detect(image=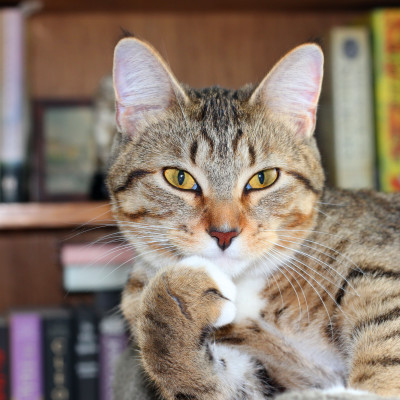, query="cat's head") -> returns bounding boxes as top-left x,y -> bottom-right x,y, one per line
107,37 -> 325,278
